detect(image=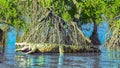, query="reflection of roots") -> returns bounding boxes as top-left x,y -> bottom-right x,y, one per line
15,43 -> 100,54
